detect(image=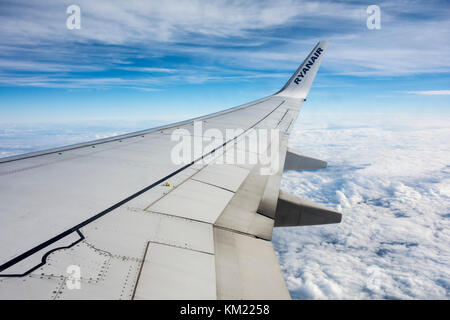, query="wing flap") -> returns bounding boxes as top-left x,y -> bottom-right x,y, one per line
133,242 -> 217,300
213,227 -> 290,299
